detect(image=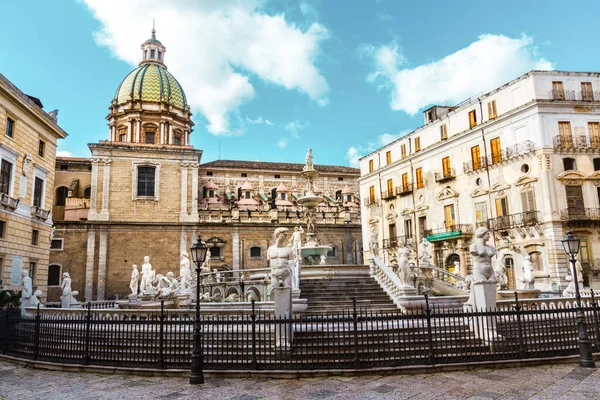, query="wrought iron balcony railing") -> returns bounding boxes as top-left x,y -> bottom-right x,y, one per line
487,140 -> 535,166
487,211 -> 540,231
550,89 -> 600,101
381,190 -> 395,200
395,183 -> 414,196
560,208 -> 600,221
554,135 -> 600,151
363,197 -> 379,207
434,168 -> 455,183
463,156 -> 488,174
423,224 -> 473,239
